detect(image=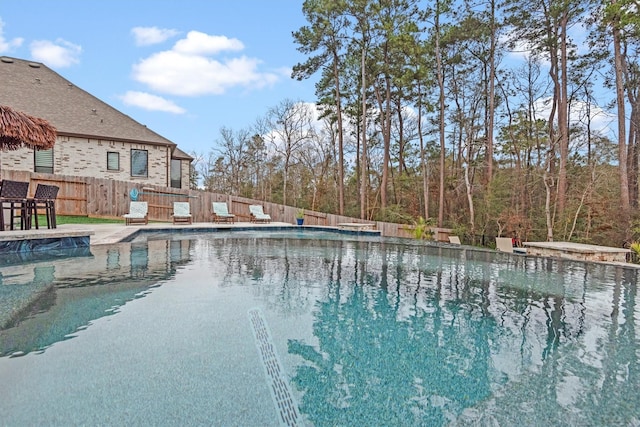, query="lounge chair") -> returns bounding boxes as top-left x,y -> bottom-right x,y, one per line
212,202 -> 235,223
123,201 -> 148,225
496,237 -> 514,253
448,236 -> 461,244
249,204 -> 271,223
172,202 -> 192,224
